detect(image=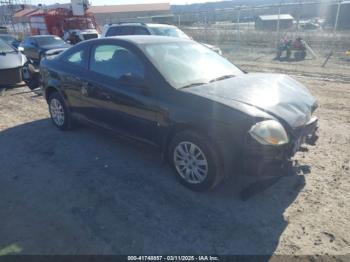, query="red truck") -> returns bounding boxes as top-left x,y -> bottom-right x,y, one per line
29,6 -> 99,44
